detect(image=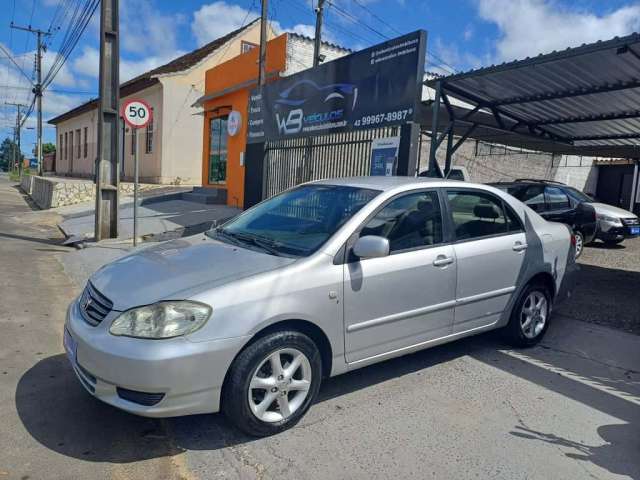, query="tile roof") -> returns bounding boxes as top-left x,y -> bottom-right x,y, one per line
48,19 -> 258,124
